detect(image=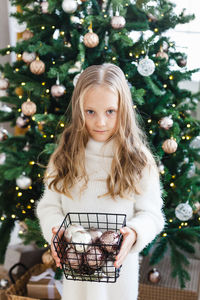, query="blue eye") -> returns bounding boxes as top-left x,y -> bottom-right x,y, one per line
107,110 -> 115,115
86,110 -> 94,115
